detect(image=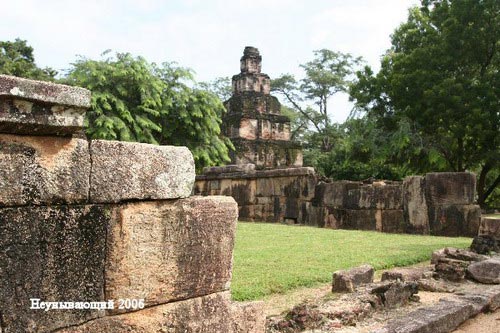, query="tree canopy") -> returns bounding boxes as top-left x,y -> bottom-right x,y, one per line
350,0 -> 500,207
65,52 -> 233,171
0,38 -> 56,80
